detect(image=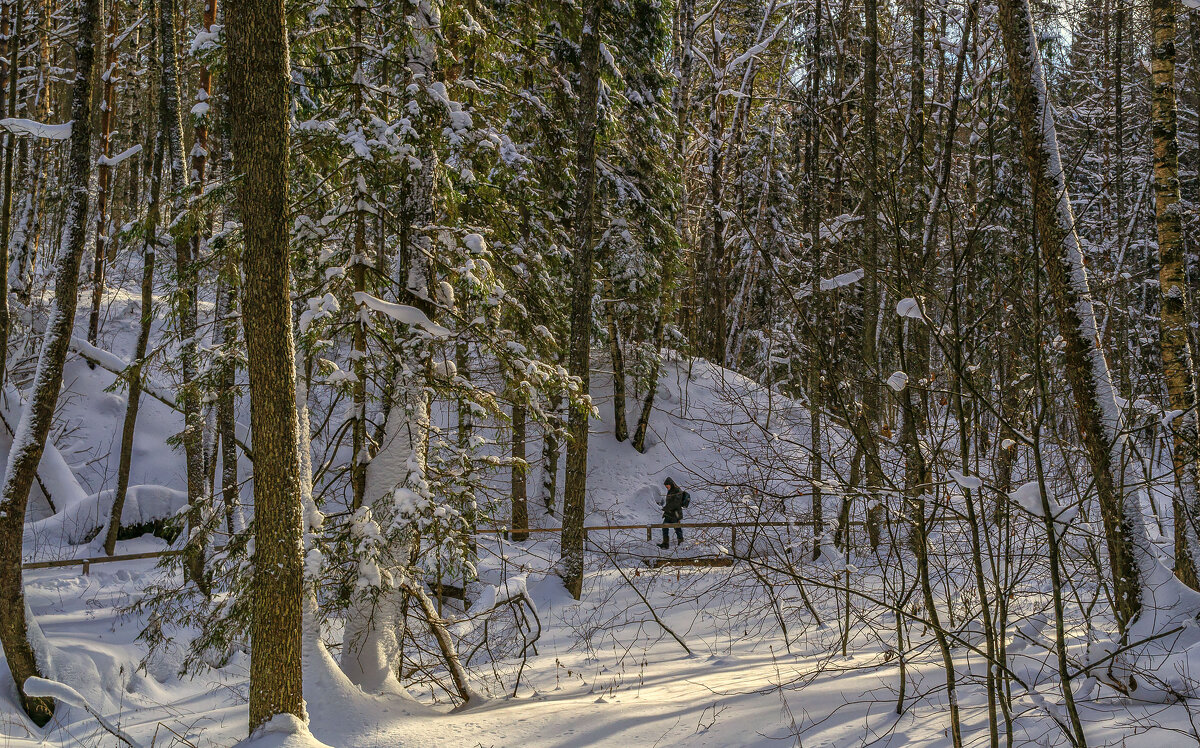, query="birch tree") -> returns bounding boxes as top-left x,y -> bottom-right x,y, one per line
1149,0 -> 1200,589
